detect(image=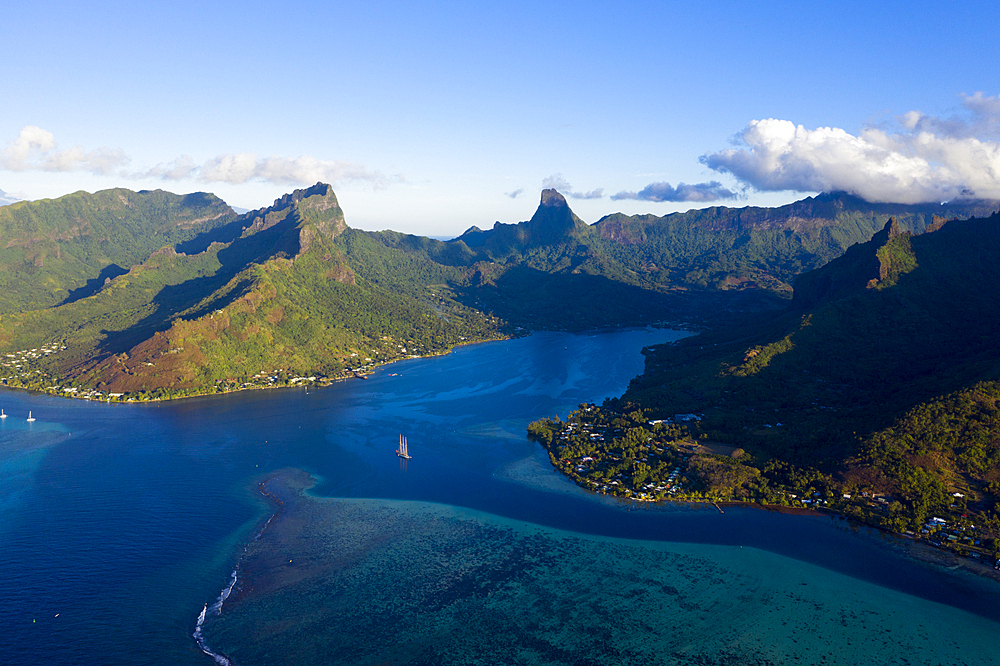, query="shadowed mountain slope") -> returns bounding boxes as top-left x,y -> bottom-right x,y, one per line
0,188 -> 237,314
616,212 -> 1000,532
0,184 -> 502,397
2,184 -> 997,401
